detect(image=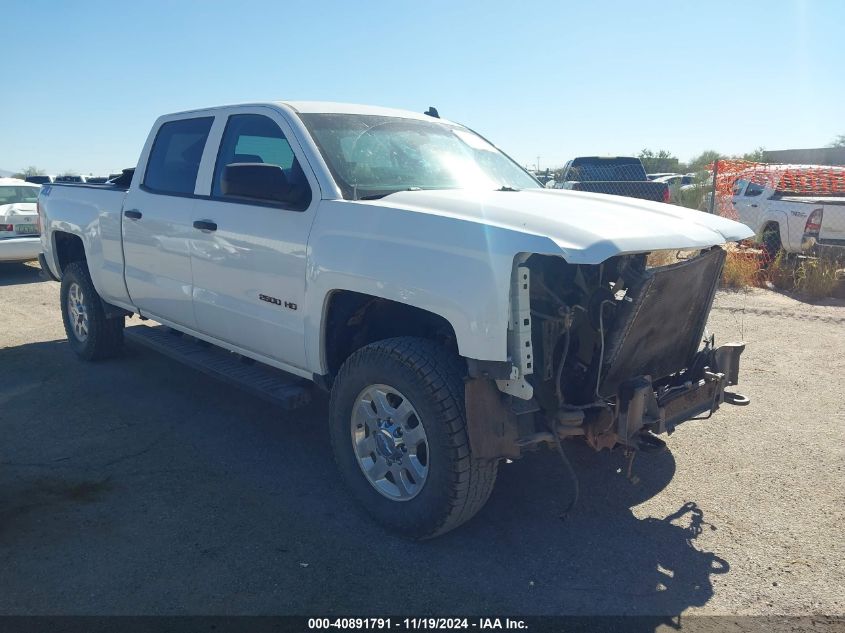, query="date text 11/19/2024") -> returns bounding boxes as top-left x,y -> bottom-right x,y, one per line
307,618 -> 528,630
